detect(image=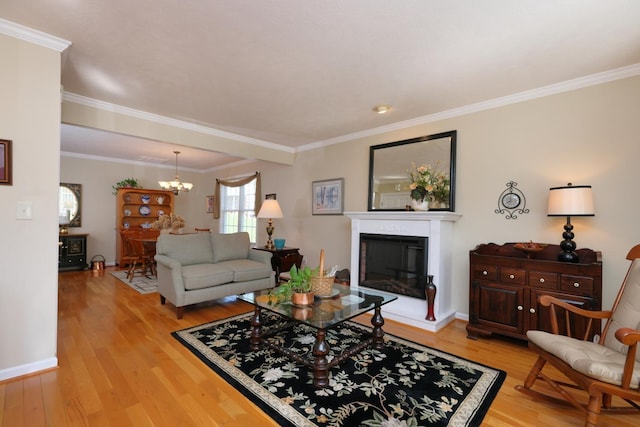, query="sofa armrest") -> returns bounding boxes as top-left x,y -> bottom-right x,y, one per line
249,249 -> 273,266
154,254 -> 186,303
155,254 -> 183,270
